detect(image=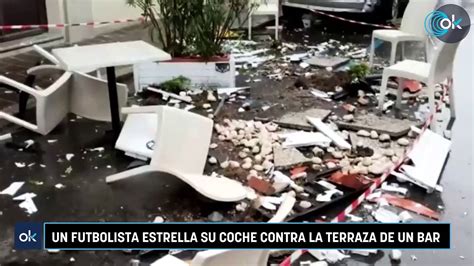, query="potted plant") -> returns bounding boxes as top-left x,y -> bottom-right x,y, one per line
129,0 -> 254,93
